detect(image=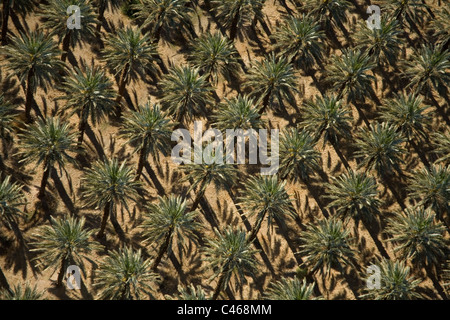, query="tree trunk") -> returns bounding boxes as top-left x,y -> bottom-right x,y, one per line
136,141 -> 148,180
361,219 -> 390,259
56,257 -> 68,287
426,265 -> 447,300
97,201 -> 111,238
1,0 -> 10,46
77,116 -> 88,147
25,68 -> 35,123
96,0 -> 107,32
212,273 -> 226,300
330,138 -> 350,170
190,189 -> 205,212
259,89 -> 272,114
38,166 -> 52,199
247,210 -> 266,243
151,226 -> 173,272
0,266 -> 11,295
229,11 -> 240,41
61,31 -> 71,63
